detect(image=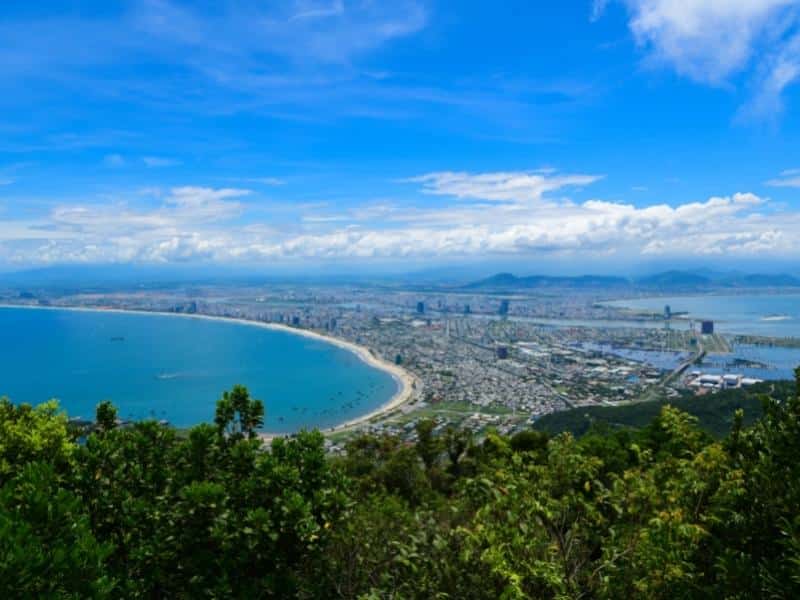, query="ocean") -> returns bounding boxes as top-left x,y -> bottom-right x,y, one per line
606,293 -> 800,338
0,307 -> 398,433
